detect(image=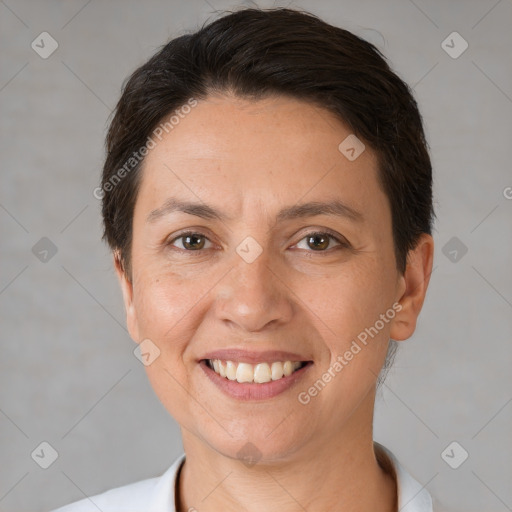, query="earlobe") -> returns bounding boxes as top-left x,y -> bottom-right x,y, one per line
113,251 -> 140,342
389,234 -> 434,342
